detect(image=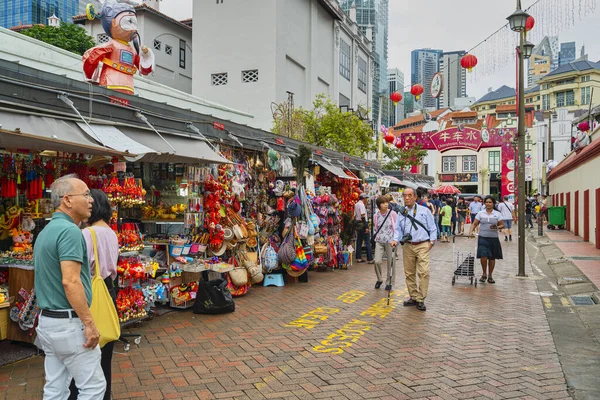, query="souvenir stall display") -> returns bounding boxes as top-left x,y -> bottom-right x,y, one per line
310,164 -> 362,271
